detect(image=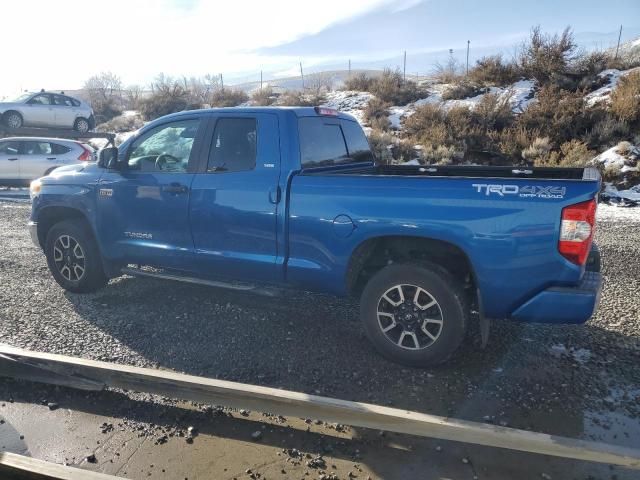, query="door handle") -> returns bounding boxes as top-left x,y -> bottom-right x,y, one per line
8,158 -> 18,161
269,186 -> 281,204
47,157 -> 56,161
162,183 -> 189,194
